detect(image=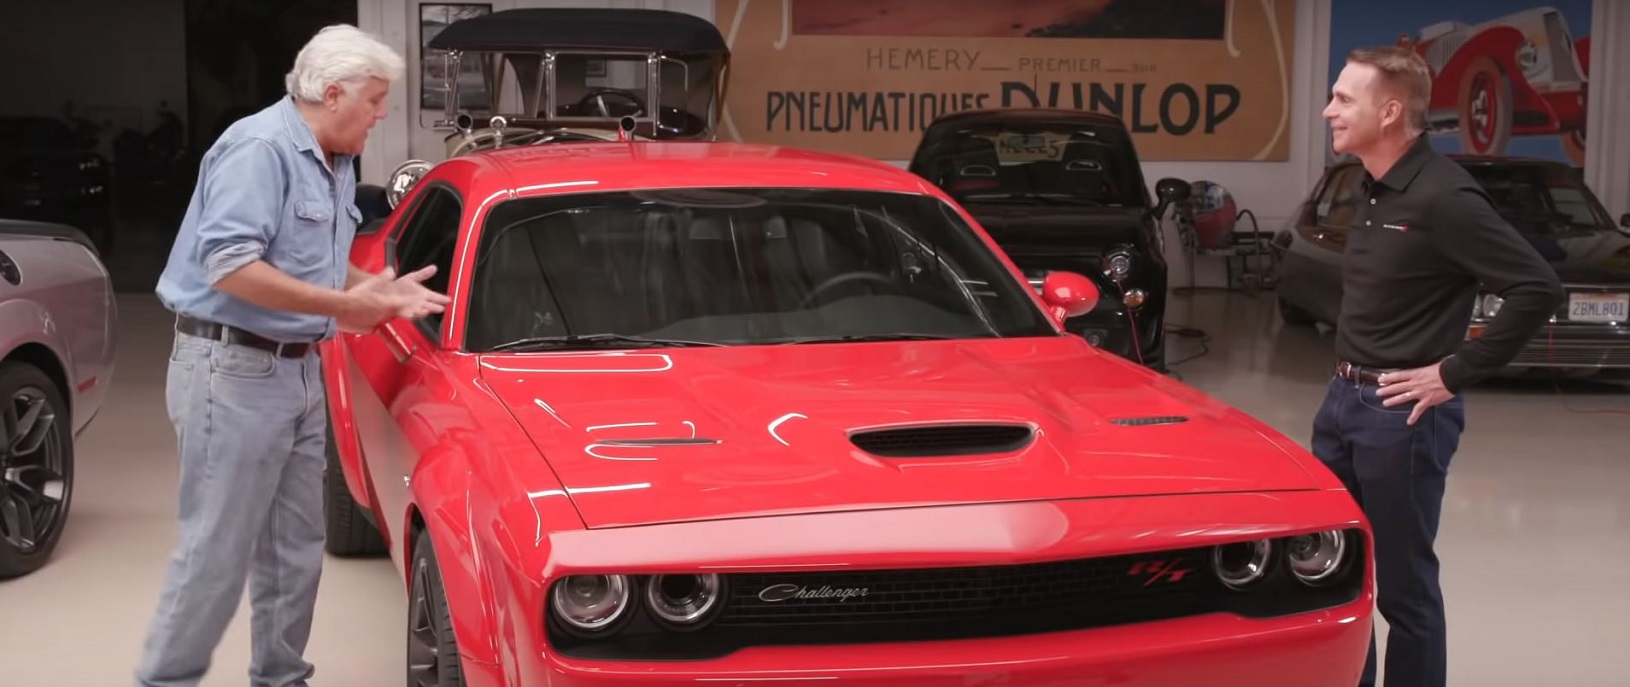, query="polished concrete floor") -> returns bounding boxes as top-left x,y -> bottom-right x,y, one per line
2,287 -> 1627,686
